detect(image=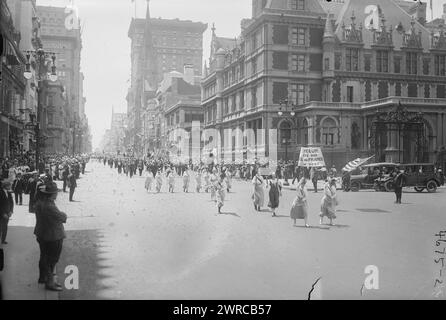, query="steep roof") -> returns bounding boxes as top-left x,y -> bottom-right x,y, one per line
320,0 -> 431,51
